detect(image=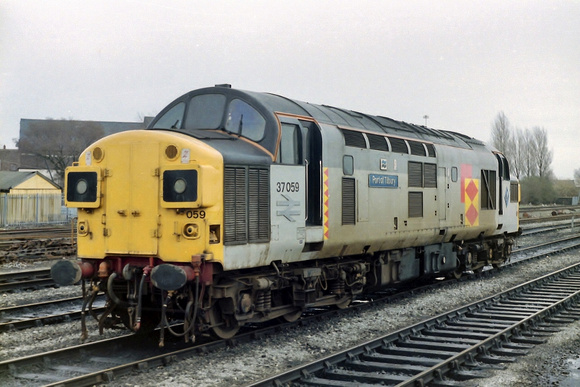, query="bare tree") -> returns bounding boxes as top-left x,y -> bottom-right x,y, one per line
16,119 -> 105,185
509,126 -> 536,178
510,127 -> 526,179
491,113 -> 554,180
491,111 -> 512,154
532,126 -> 553,178
521,128 -> 538,178
575,168 -> 580,187
491,113 -> 556,203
